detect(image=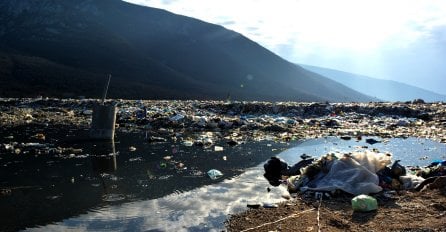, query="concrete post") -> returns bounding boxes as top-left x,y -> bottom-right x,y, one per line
90,103 -> 117,140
